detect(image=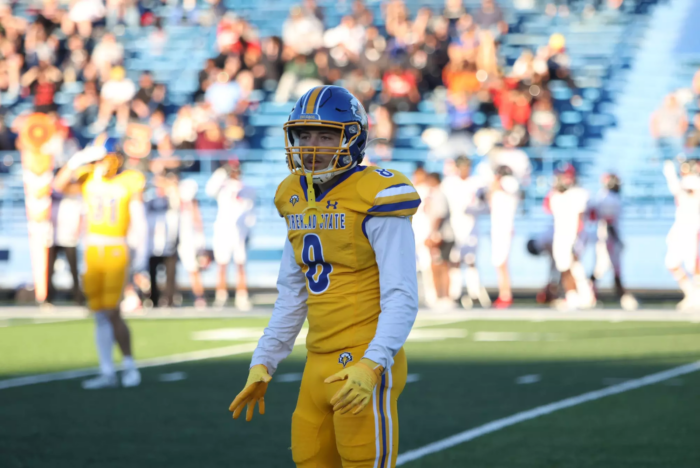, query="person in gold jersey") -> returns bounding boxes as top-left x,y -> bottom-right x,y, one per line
54,134 -> 147,389
229,86 -> 421,468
